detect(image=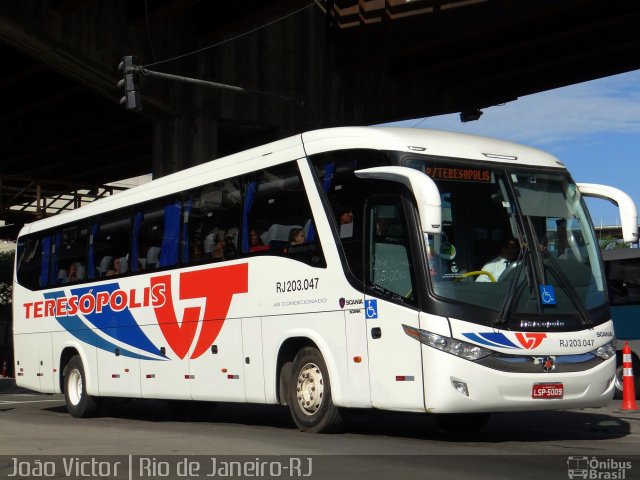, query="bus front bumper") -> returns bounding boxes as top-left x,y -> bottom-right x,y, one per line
422,347 -> 616,413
